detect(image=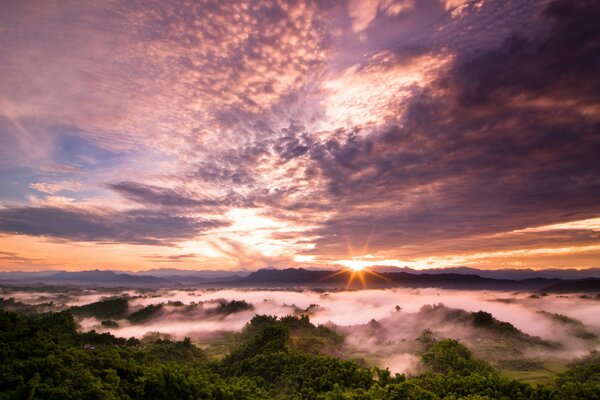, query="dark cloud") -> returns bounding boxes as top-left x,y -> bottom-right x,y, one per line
1,0 -> 598,267
108,181 -> 252,209
194,162 -> 255,186
300,0 -> 600,256
193,144 -> 269,186
272,128 -> 314,162
108,182 -> 205,207
0,206 -> 226,245
455,1 -> 600,108
142,253 -> 198,262
0,251 -> 43,265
